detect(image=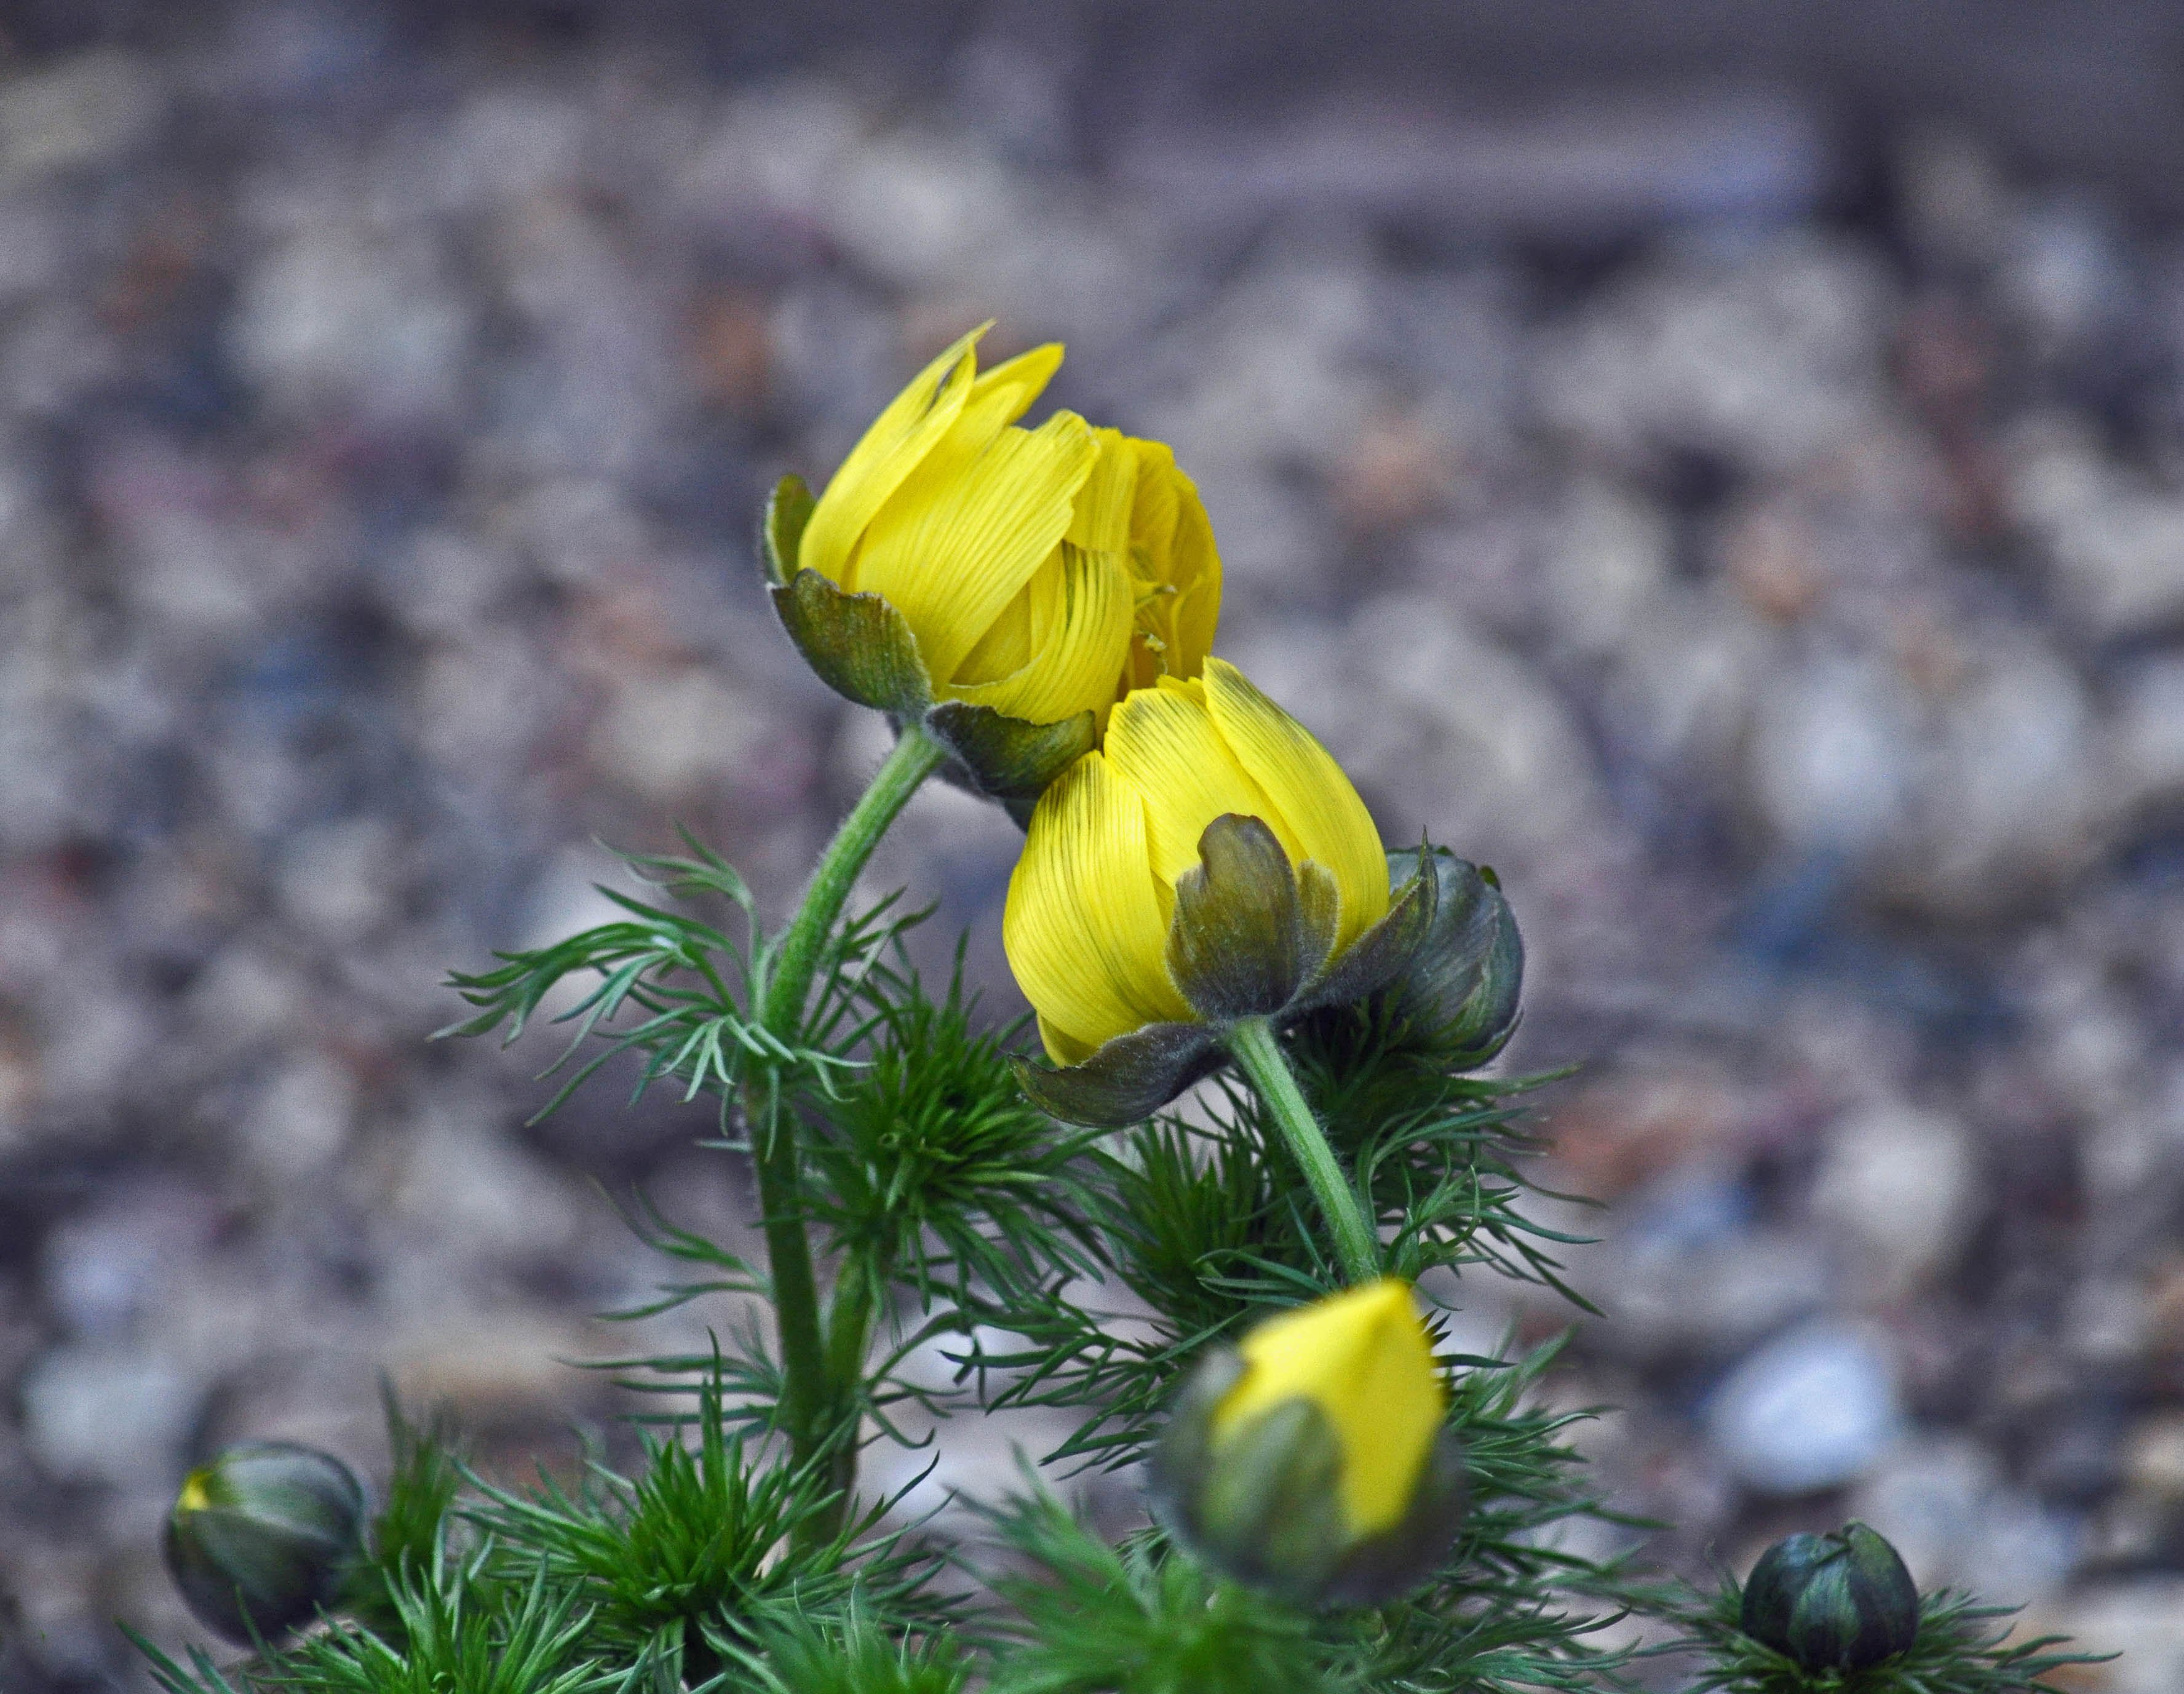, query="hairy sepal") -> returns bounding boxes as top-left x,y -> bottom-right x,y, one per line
769,565 -> 934,718
926,700 -> 1097,828
1167,814 -> 1335,1021
1019,830 -> 1434,1127
759,472 -> 815,588
1012,1020 -> 1223,1129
